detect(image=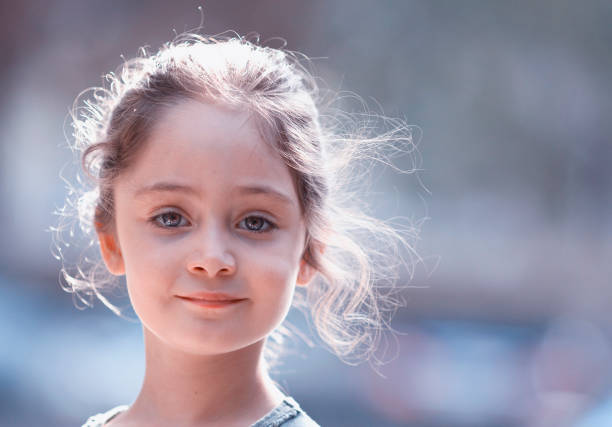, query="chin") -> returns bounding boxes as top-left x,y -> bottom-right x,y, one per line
168,332 -> 268,357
